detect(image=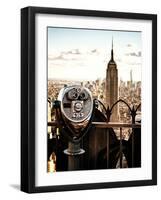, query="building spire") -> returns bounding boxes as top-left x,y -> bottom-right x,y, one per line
130,69 -> 133,83
111,37 -> 114,61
